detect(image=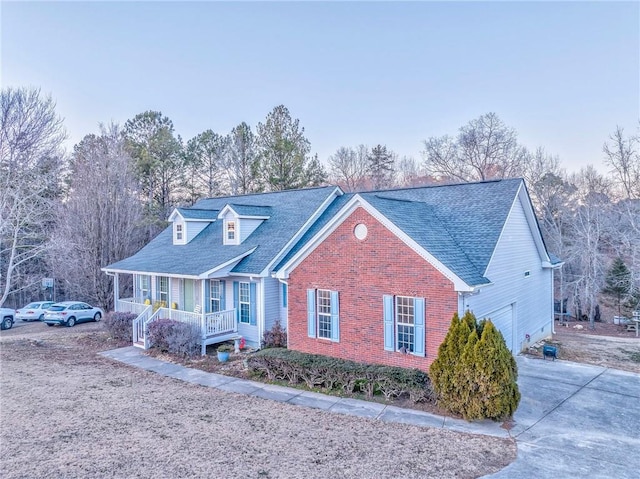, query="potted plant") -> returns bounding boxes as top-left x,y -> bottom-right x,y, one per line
217,343 -> 233,362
